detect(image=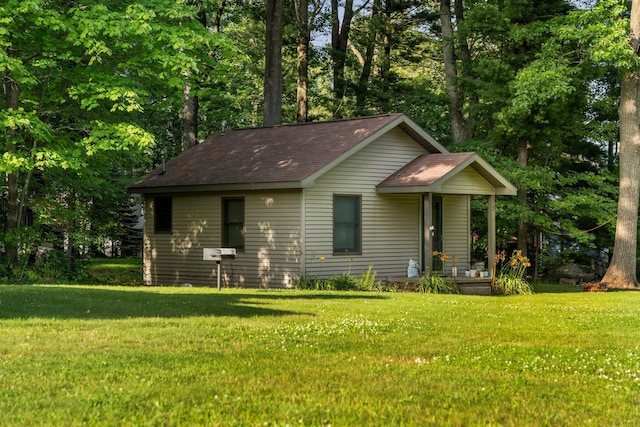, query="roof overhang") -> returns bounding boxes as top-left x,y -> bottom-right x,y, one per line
376,152 -> 517,196
128,181 -> 306,195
